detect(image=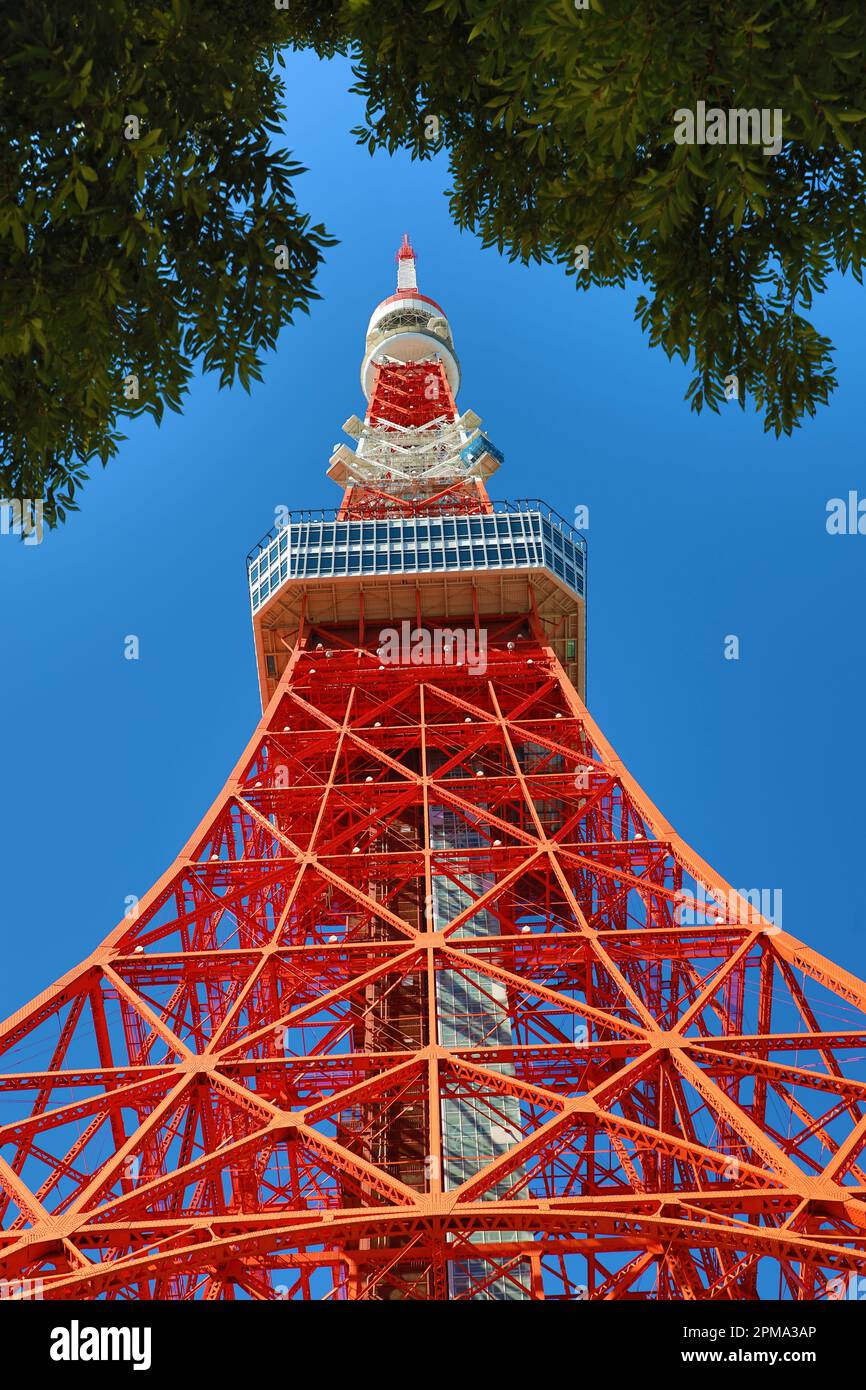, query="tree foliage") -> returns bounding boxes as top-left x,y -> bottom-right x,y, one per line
289,0 -> 866,437
3,1 -> 865,528
0,0 -> 332,525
